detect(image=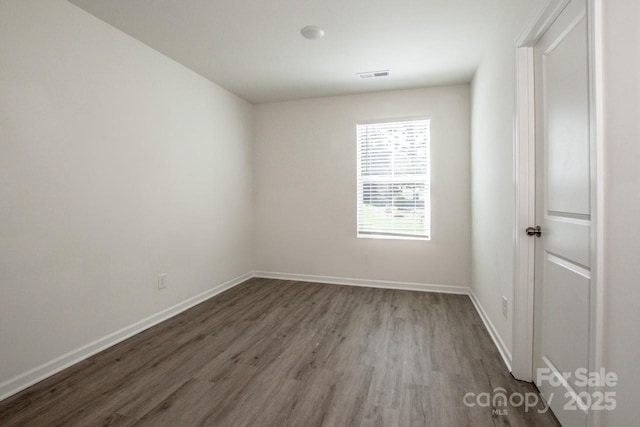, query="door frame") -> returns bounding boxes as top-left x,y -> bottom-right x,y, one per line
512,0 -> 604,425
